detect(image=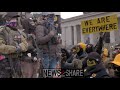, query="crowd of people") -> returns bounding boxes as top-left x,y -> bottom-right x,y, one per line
61,32 -> 120,78
0,12 -> 120,78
